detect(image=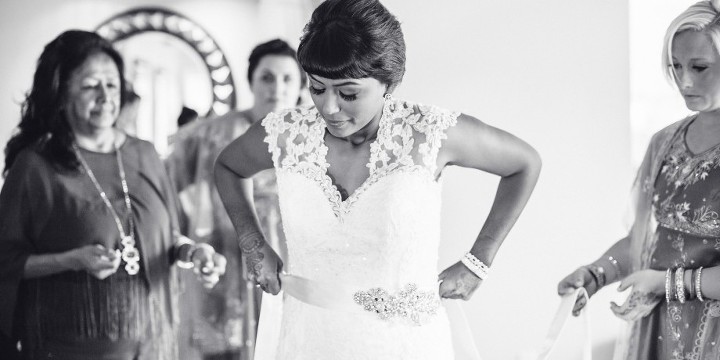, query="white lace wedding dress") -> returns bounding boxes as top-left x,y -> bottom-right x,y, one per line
260,97 -> 459,359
